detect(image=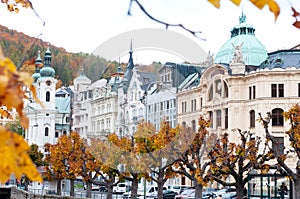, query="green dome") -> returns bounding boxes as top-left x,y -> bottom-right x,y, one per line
40,66 -> 55,77
40,46 -> 55,77
214,13 -> 268,66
